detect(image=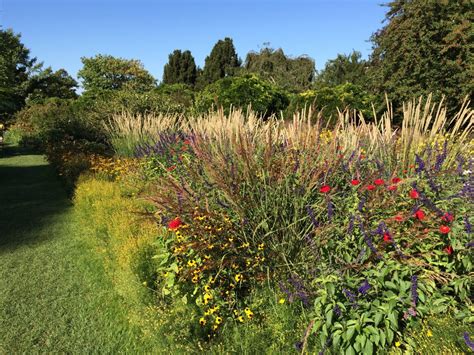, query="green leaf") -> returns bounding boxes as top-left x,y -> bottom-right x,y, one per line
345,345 -> 356,355
345,326 -> 356,342
363,339 -> 373,355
